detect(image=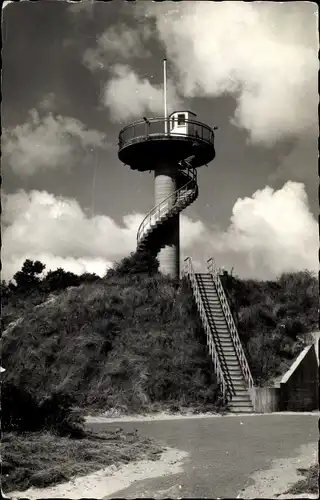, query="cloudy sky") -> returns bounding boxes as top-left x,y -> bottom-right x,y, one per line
2,1 -> 318,281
